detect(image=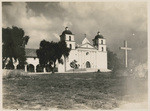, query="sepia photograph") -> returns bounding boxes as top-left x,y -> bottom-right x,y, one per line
1,1 -> 148,110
